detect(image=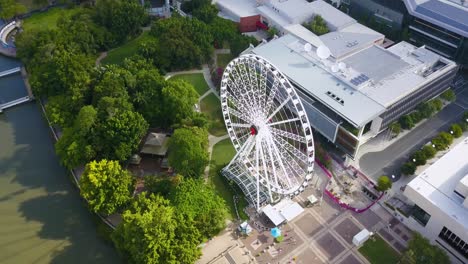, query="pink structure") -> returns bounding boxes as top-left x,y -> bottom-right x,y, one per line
316,160 -> 384,213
